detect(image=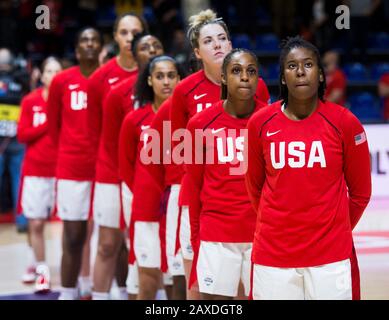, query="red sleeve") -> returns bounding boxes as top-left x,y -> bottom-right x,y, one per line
170,86 -> 188,150
118,115 -> 138,191
17,96 -> 48,144
245,115 -> 266,213
256,78 -> 271,105
87,73 -> 103,153
185,118 -> 204,251
144,106 -> 167,192
341,111 -> 372,229
47,75 -> 63,145
102,90 -> 126,172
